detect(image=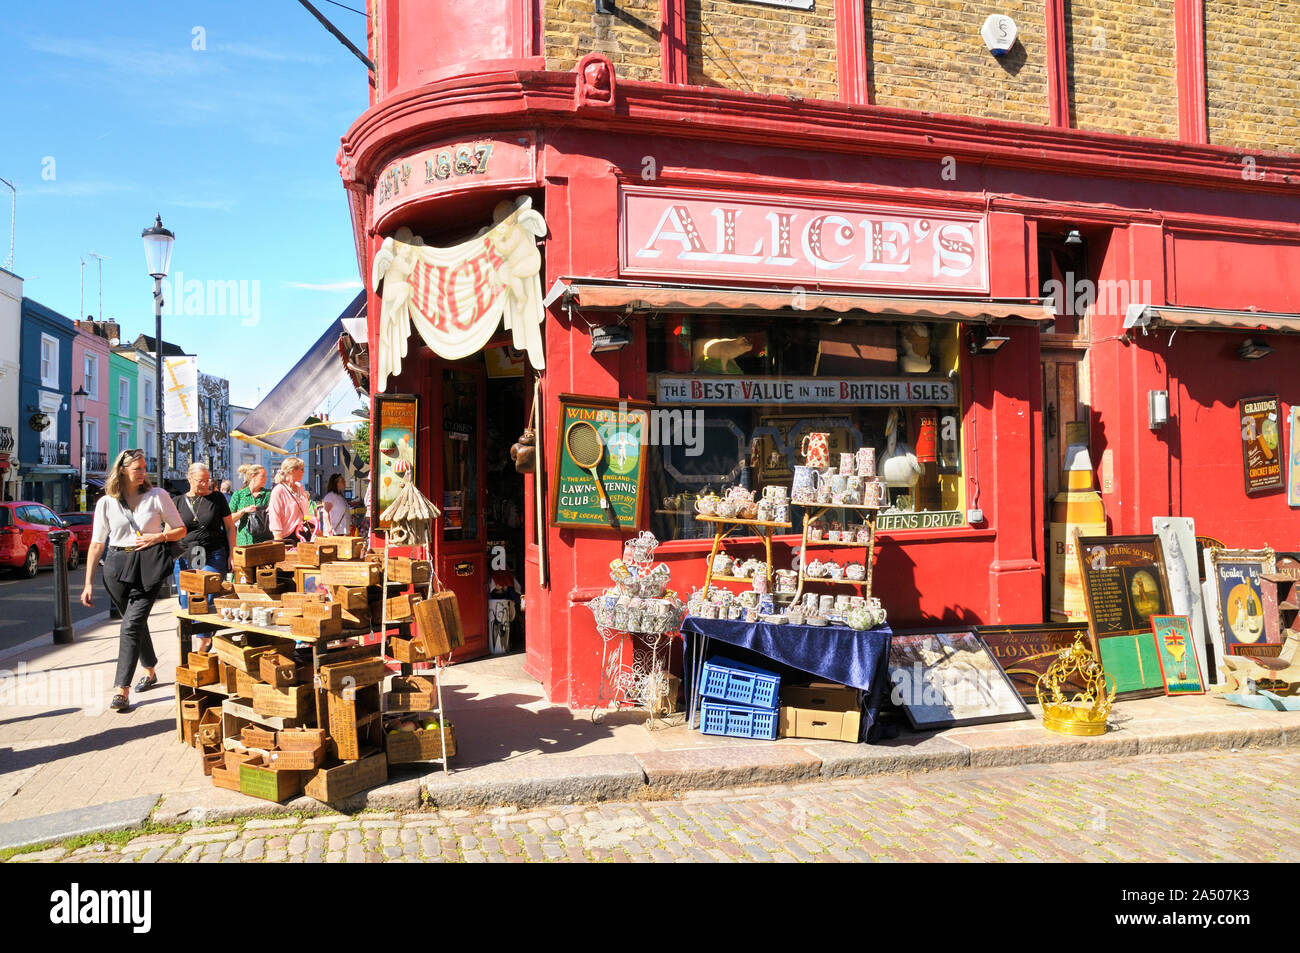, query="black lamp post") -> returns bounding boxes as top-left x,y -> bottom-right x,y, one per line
73,384 -> 87,510
142,214 -> 175,488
